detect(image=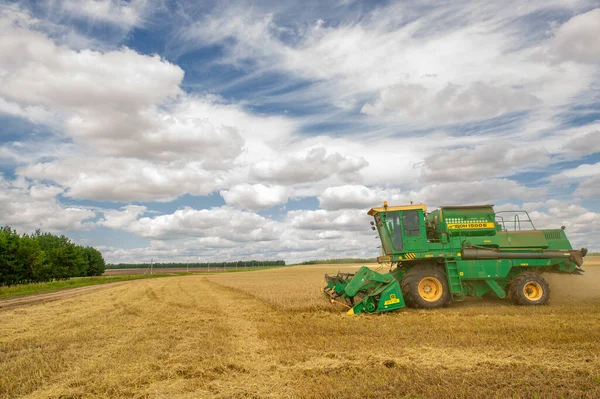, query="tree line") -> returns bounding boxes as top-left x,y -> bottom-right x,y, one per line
0,226 -> 105,286
106,260 -> 286,269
